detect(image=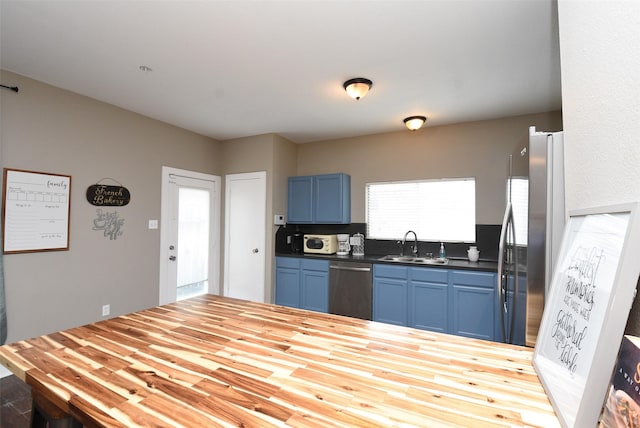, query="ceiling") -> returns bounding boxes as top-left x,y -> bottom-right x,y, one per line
0,1 -> 562,143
